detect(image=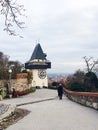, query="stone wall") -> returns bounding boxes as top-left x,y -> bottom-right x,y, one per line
0,80 -> 17,90
0,73 -> 28,91
16,73 -> 28,91
64,88 -> 98,110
